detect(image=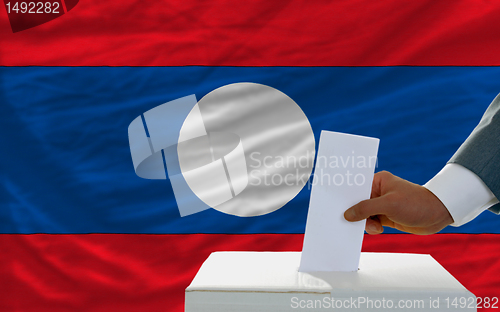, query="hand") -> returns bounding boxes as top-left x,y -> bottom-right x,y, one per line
344,171 -> 454,235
